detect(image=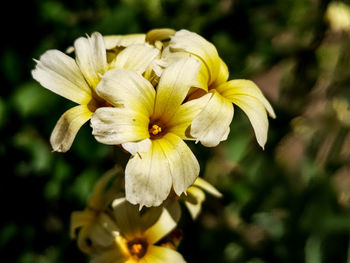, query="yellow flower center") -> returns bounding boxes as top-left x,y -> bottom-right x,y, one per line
149,124 -> 162,136
127,238 -> 148,259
